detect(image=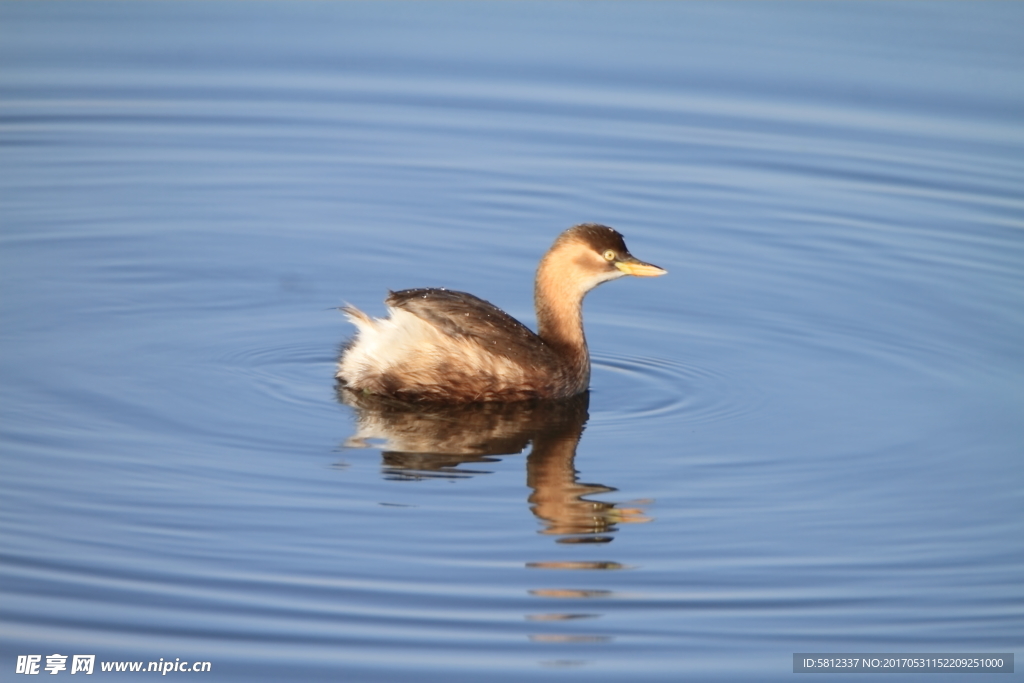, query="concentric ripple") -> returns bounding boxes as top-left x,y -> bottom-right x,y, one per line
226,340 -> 765,430
588,353 -> 765,427
217,335 -> 337,411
